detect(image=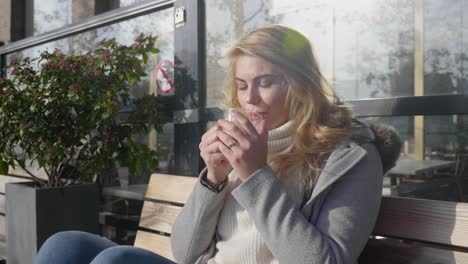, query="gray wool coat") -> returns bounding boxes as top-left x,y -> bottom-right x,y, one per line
171,140 -> 383,264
